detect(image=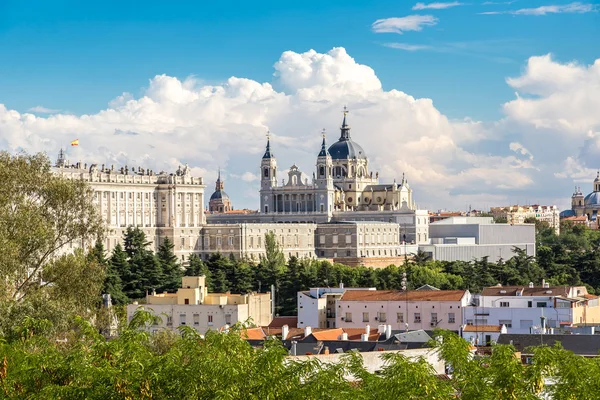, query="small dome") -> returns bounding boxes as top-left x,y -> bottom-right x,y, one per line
328,139 -> 367,160
584,192 -> 600,207
210,190 -> 229,201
